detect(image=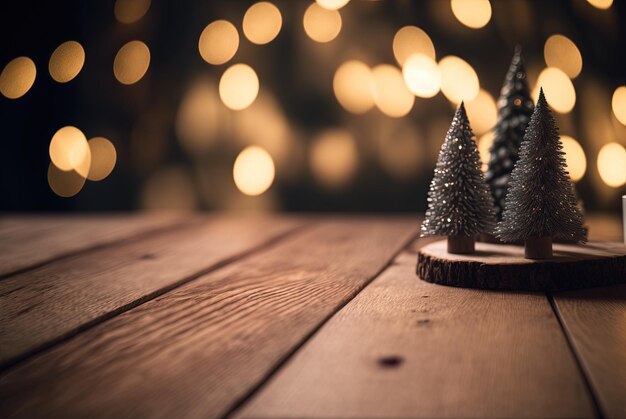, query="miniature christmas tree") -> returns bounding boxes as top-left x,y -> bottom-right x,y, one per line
485,46 -> 534,221
421,103 -> 496,254
497,89 -> 586,259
